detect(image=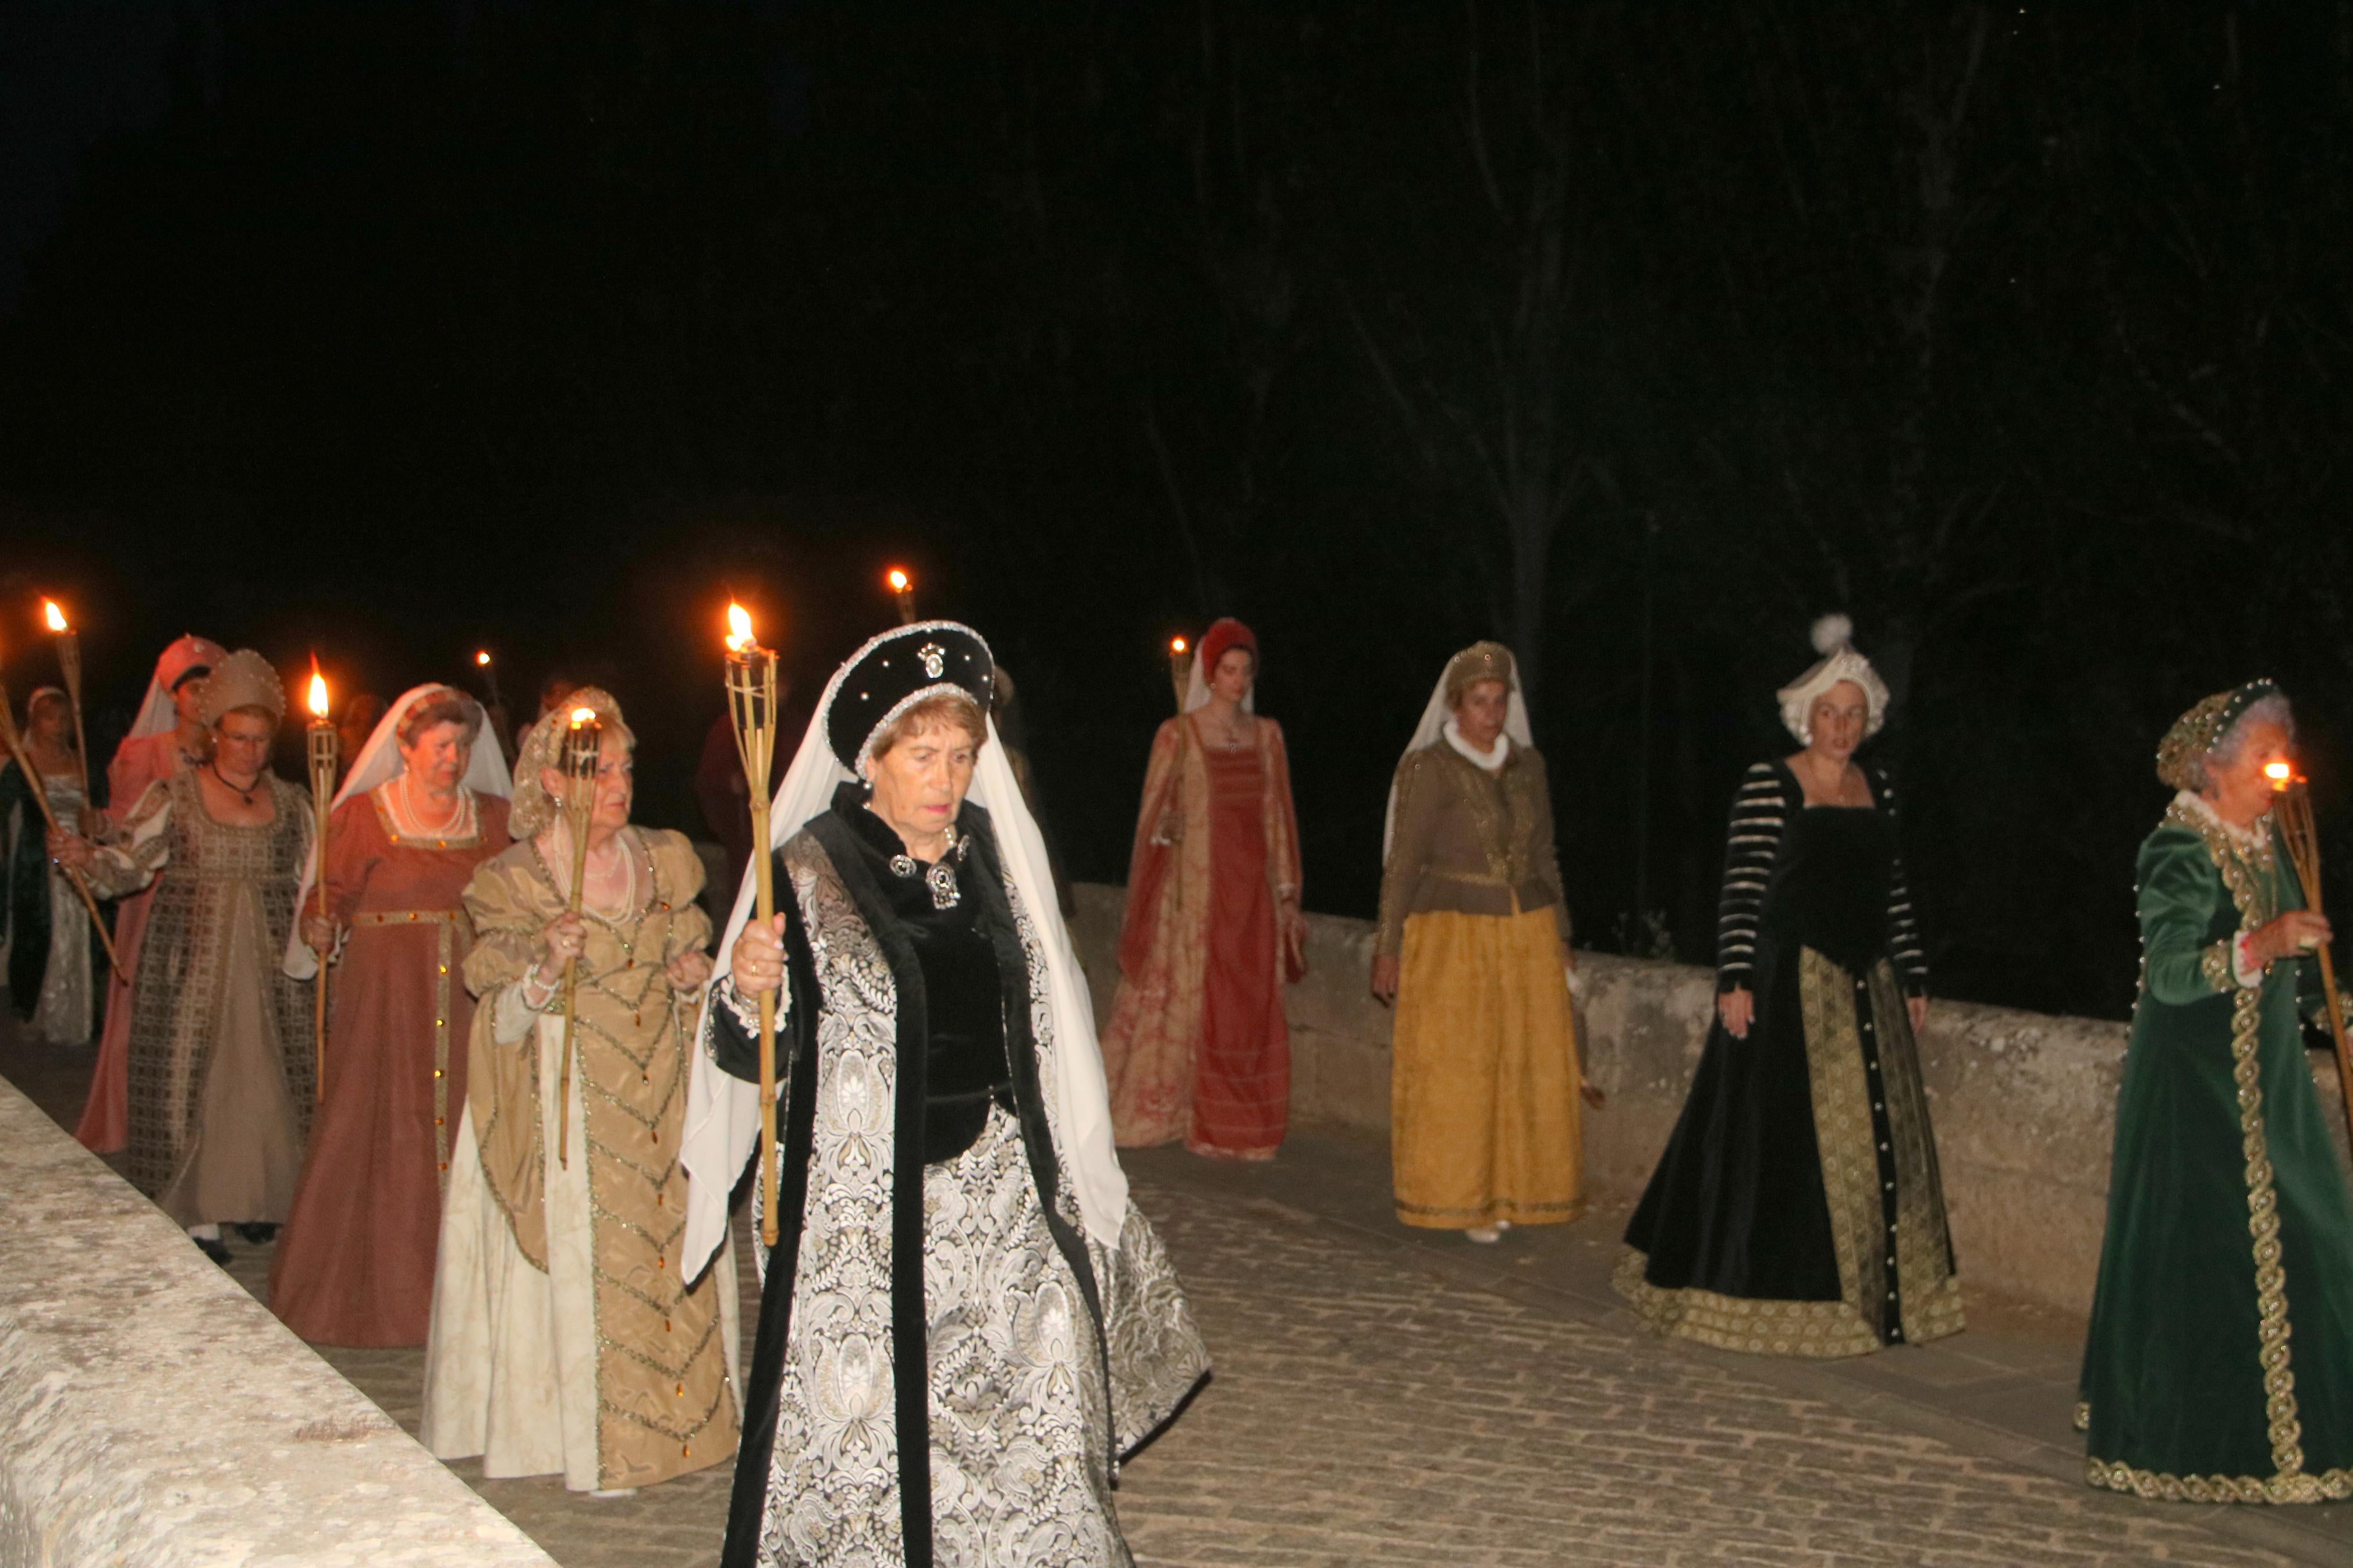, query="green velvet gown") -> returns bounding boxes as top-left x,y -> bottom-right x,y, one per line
2079,794 -> 2353,1503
